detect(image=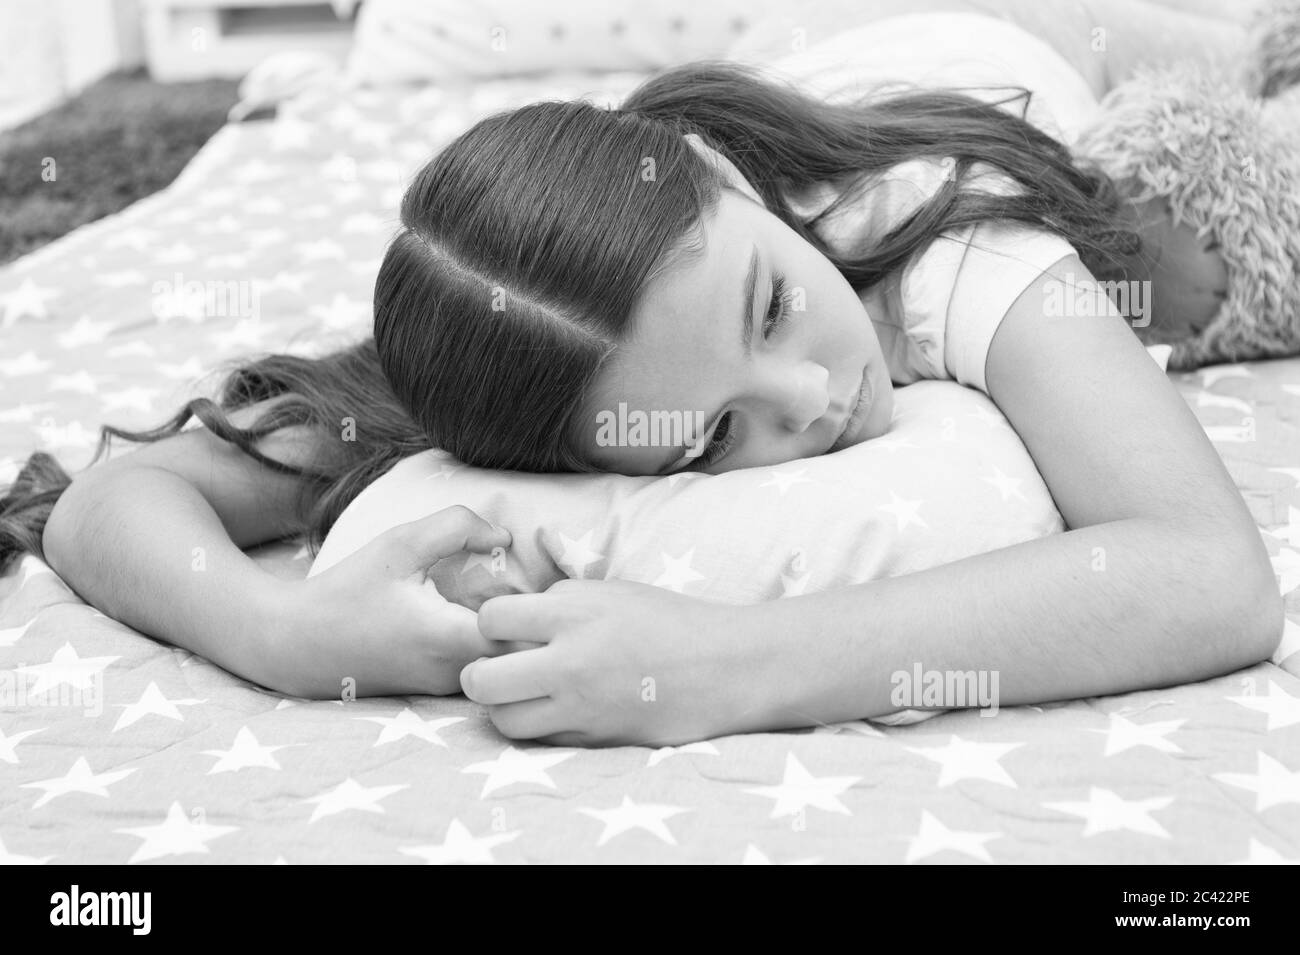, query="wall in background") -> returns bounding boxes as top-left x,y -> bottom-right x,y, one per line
0,0 -> 144,131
